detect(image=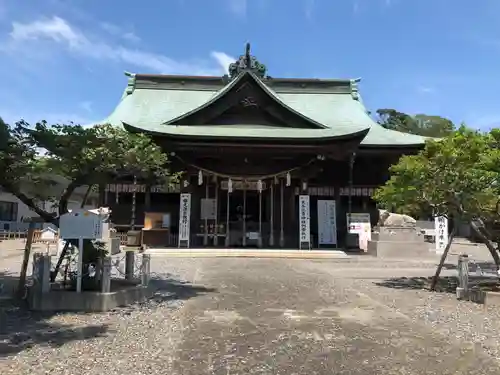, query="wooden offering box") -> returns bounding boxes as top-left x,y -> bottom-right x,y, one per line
142,212 -> 172,247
